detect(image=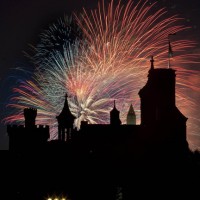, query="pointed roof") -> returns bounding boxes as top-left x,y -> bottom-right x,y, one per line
128,104 -> 136,116
110,100 -> 120,114
57,93 -> 76,122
